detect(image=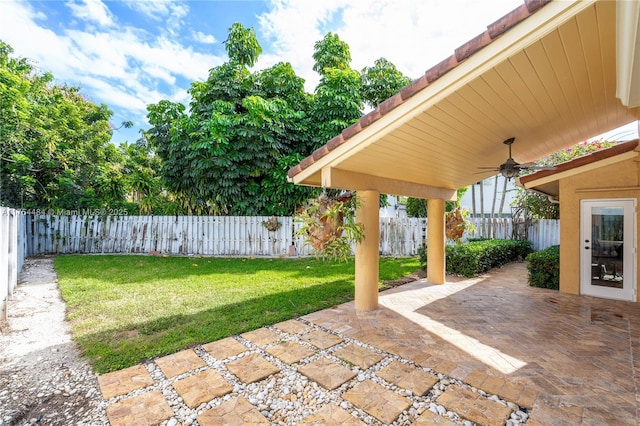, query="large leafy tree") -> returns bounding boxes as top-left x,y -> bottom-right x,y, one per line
147,24 -> 316,215
146,27 -> 414,216
0,41 -> 127,210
